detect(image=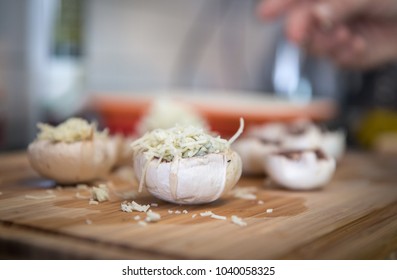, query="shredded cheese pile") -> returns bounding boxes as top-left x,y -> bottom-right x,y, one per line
37,118 -> 107,143
131,118 -> 244,162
